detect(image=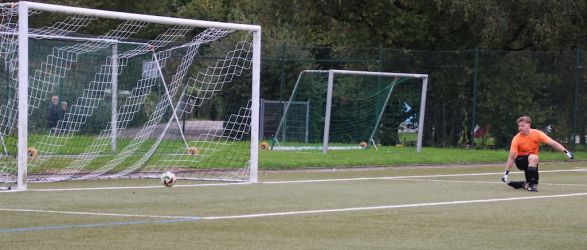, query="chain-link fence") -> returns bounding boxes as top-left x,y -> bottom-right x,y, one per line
260,43 -> 586,151
10,42 -> 581,151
